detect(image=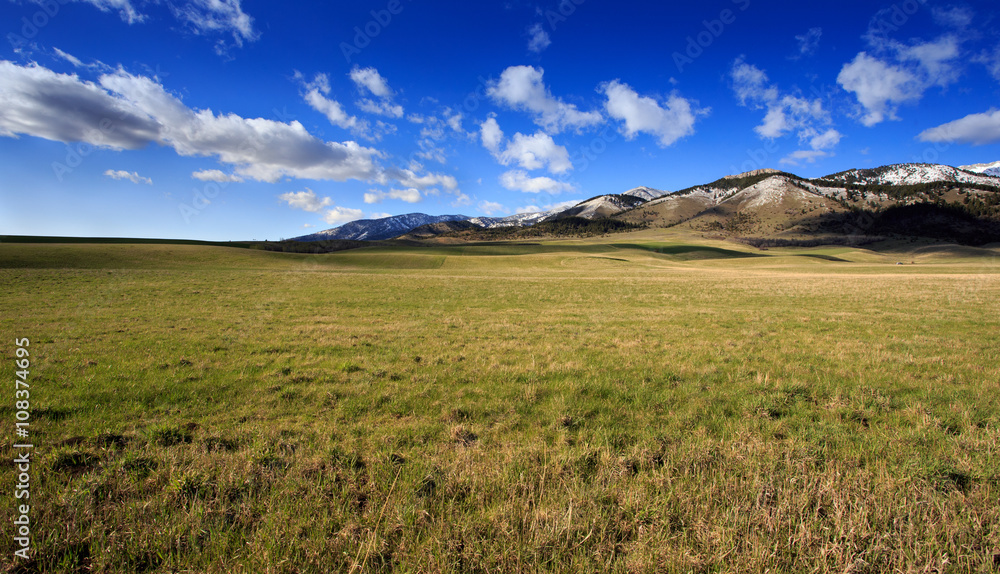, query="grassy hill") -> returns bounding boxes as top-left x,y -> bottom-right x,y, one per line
1,236 -> 999,572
